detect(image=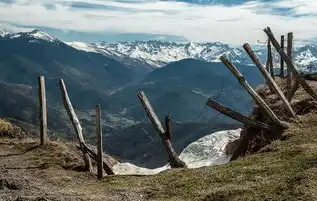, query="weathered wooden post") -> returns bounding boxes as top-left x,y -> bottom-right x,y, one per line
243,43 -> 297,119
280,35 -> 285,77
38,76 -> 47,146
137,91 -> 186,168
206,98 -> 270,129
287,82 -> 300,101
59,79 -> 93,172
95,104 -> 103,179
267,40 -> 274,79
264,27 -> 317,101
220,55 -> 287,128
287,32 -> 294,97
266,41 -> 270,73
